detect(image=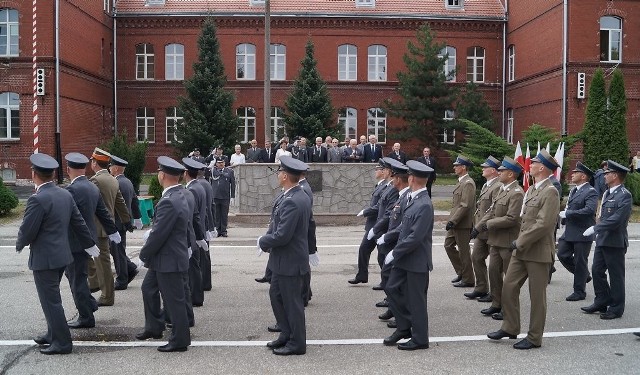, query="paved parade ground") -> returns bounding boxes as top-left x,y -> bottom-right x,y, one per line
1,221 -> 639,374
